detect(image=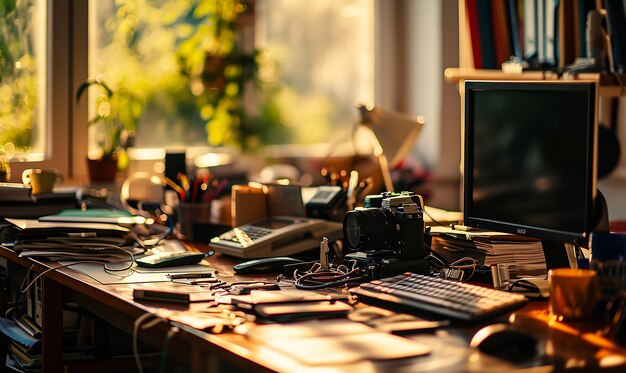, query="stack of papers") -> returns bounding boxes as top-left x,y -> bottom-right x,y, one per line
429,226 -> 546,277
473,237 -> 546,276
6,218 -> 133,262
0,183 -> 79,219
